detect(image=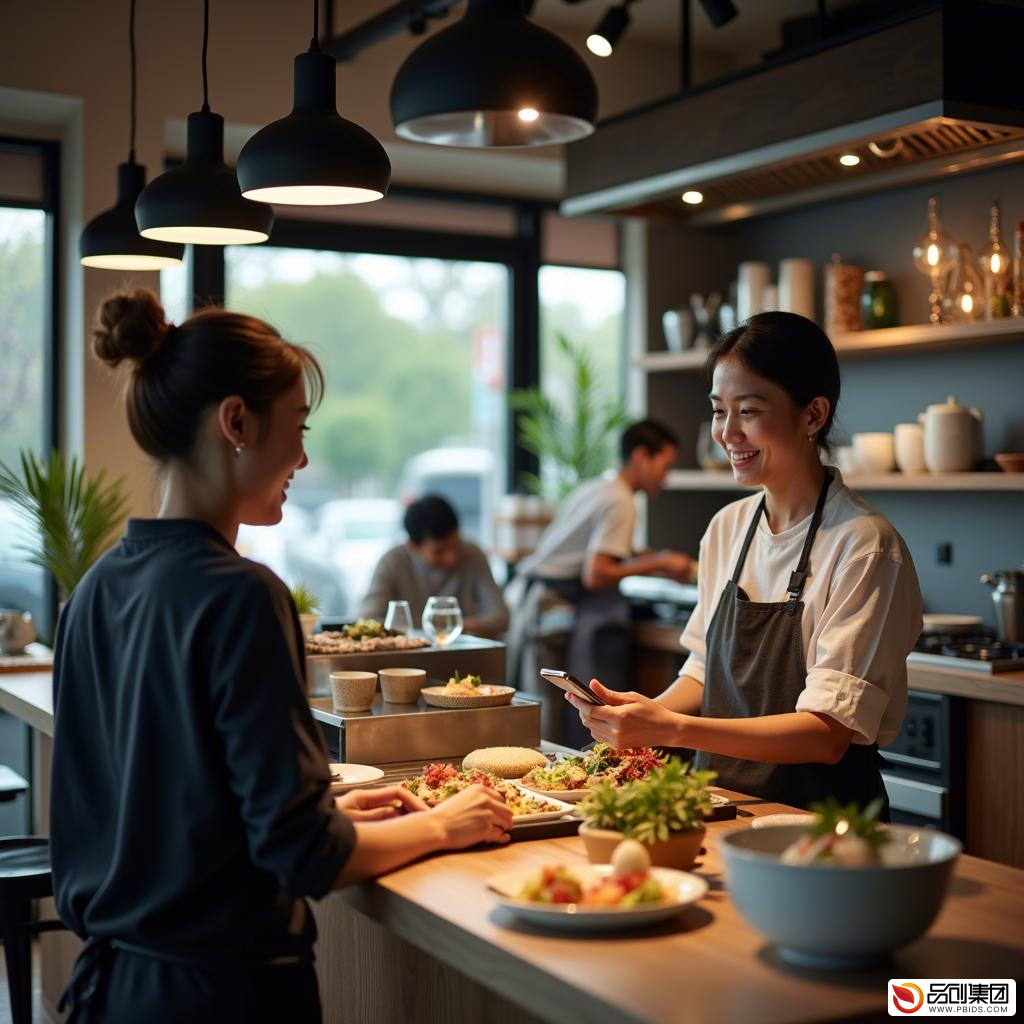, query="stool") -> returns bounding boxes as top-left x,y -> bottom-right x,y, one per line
0,837 -> 67,1024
